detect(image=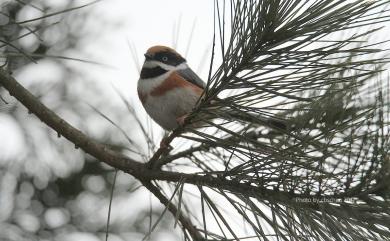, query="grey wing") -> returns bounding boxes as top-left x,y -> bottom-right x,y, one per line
177,68 -> 206,89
